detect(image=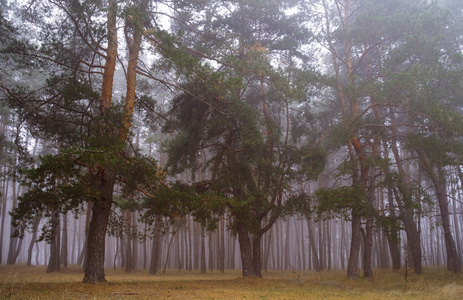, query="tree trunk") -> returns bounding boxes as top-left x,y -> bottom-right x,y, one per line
7,178 -> 23,265
363,178 -> 376,277
194,221 -> 199,269
427,164 -> 461,273
187,216 -> 192,271
218,216 -> 225,272
132,212 -> 138,270
149,218 -> 163,274
0,169 -> 8,265
385,186 -> 401,270
347,213 -> 361,279
82,171 -> 115,283
389,111 -> 422,274
208,230 -> 213,271
27,215 -> 42,265
306,217 -> 321,271
61,212 -> 68,267
252,234 -> 263,277
200,226 -> 206,274
362,217 -> 373,277
125,210 -> 133,273
78,202 -> 92,267
47,210 -> 61,273
236,223 -> 258,277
